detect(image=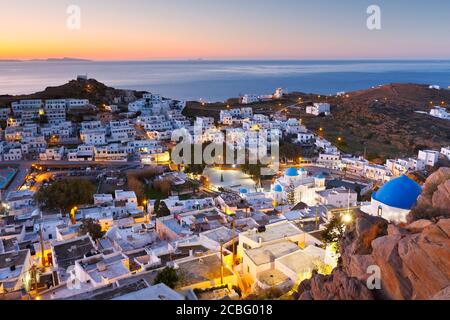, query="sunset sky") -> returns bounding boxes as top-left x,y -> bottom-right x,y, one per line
2,0 -> 450,60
